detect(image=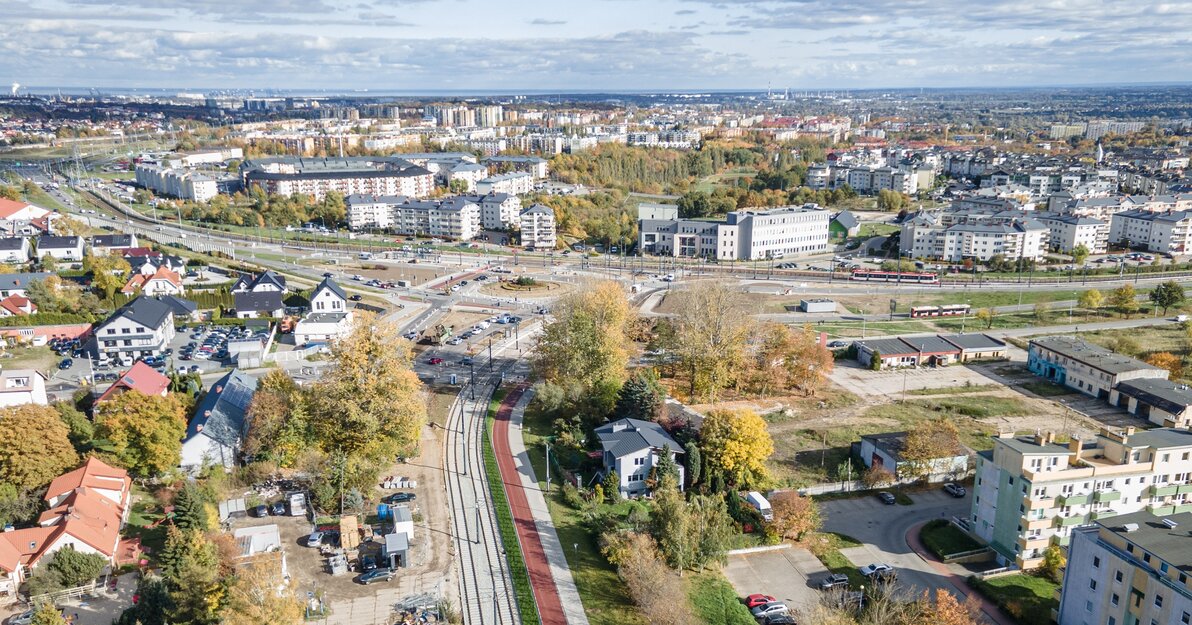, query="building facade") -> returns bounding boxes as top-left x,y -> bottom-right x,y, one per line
639,204 -> 830,260
1028,336 -> 1168,399
519,204 -> 557,250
